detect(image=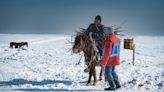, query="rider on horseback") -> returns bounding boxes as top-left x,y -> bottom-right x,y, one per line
84,15 -> 105,72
